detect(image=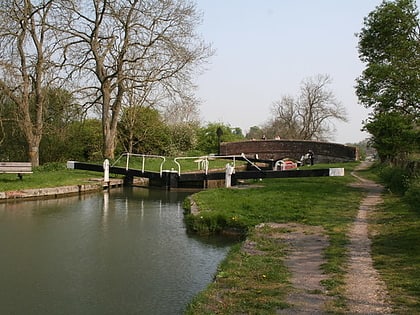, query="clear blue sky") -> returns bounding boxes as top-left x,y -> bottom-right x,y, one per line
194,0 -> 414,144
